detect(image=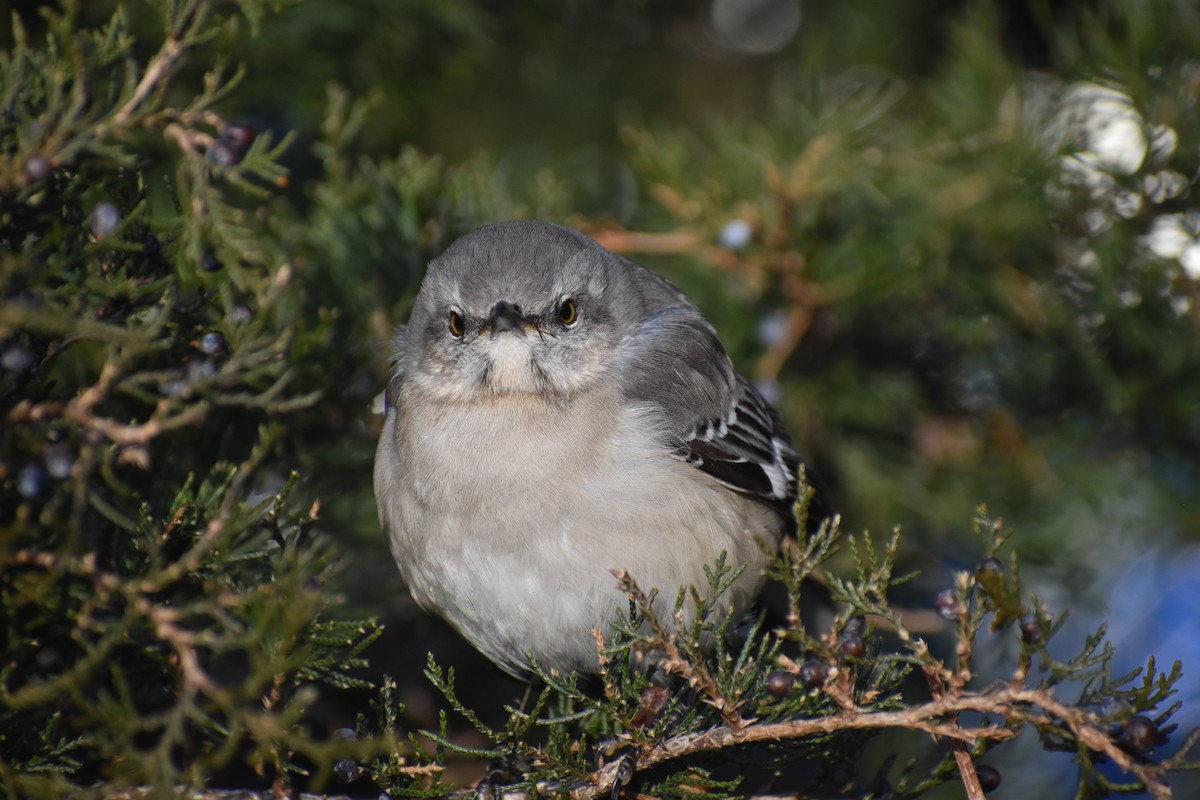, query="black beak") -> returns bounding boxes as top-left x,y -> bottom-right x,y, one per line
488,300 -> 525,338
